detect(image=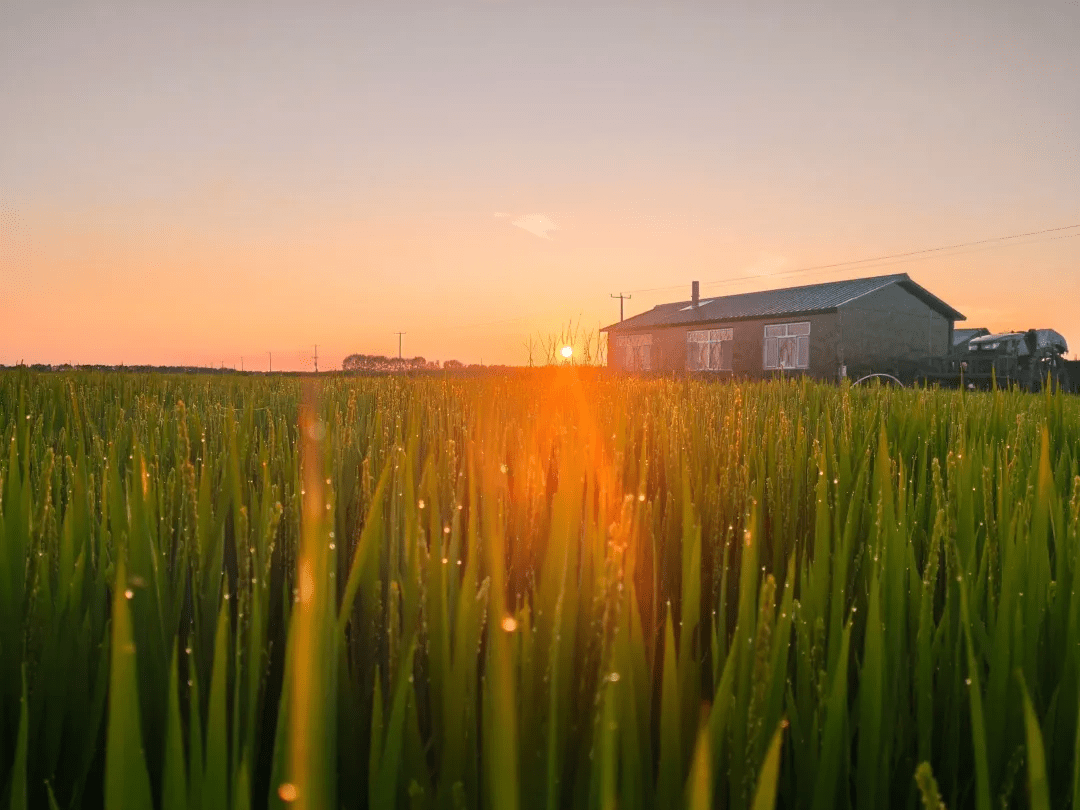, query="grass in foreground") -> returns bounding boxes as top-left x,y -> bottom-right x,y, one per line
1,369 -> 1079,809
